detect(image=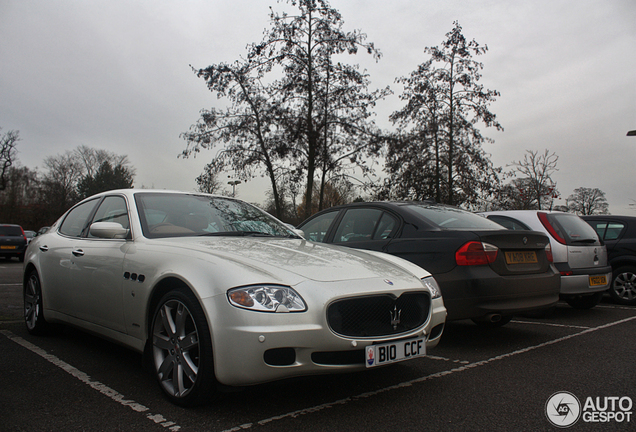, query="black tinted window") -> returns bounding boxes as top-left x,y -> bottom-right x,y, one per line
0,226 -> 23,236
408,204 -> 503,230
334,208 -> 383,243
